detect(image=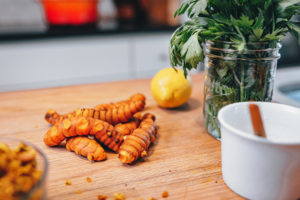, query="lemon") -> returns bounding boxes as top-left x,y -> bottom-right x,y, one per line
151,67 -> 192,108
